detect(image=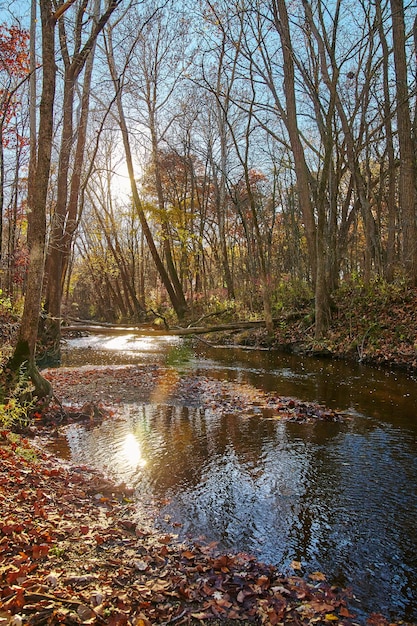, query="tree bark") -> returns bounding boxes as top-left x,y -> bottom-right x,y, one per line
61,319 -> 268,335
390,0 -> 417,283
8,0 -> 56,399
376,0 -> 398,281
273,0 -> 317,284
